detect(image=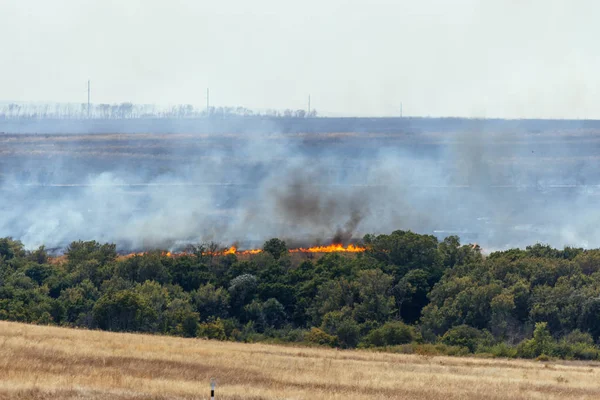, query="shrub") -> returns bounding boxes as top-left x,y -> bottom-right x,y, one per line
554,341 -> 599,360
482,343 -> 518,358
413,343 -> 469,357
517,322 -> 556,358
282,327 -> 307,343
387,343 -> 415,354
336,319 -> 361,348
305,327 -> 338,347
441,325 -> 492,353
564,330 -> 594,345
535,354 -> 551,362
198,319 -> 227,340
362,321 -> 414,347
